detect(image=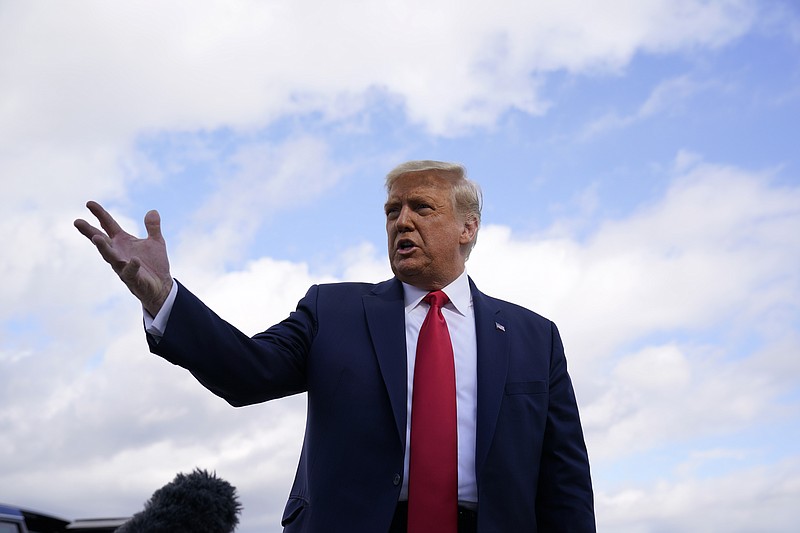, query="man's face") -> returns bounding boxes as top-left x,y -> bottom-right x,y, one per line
385,170 -> 477,290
